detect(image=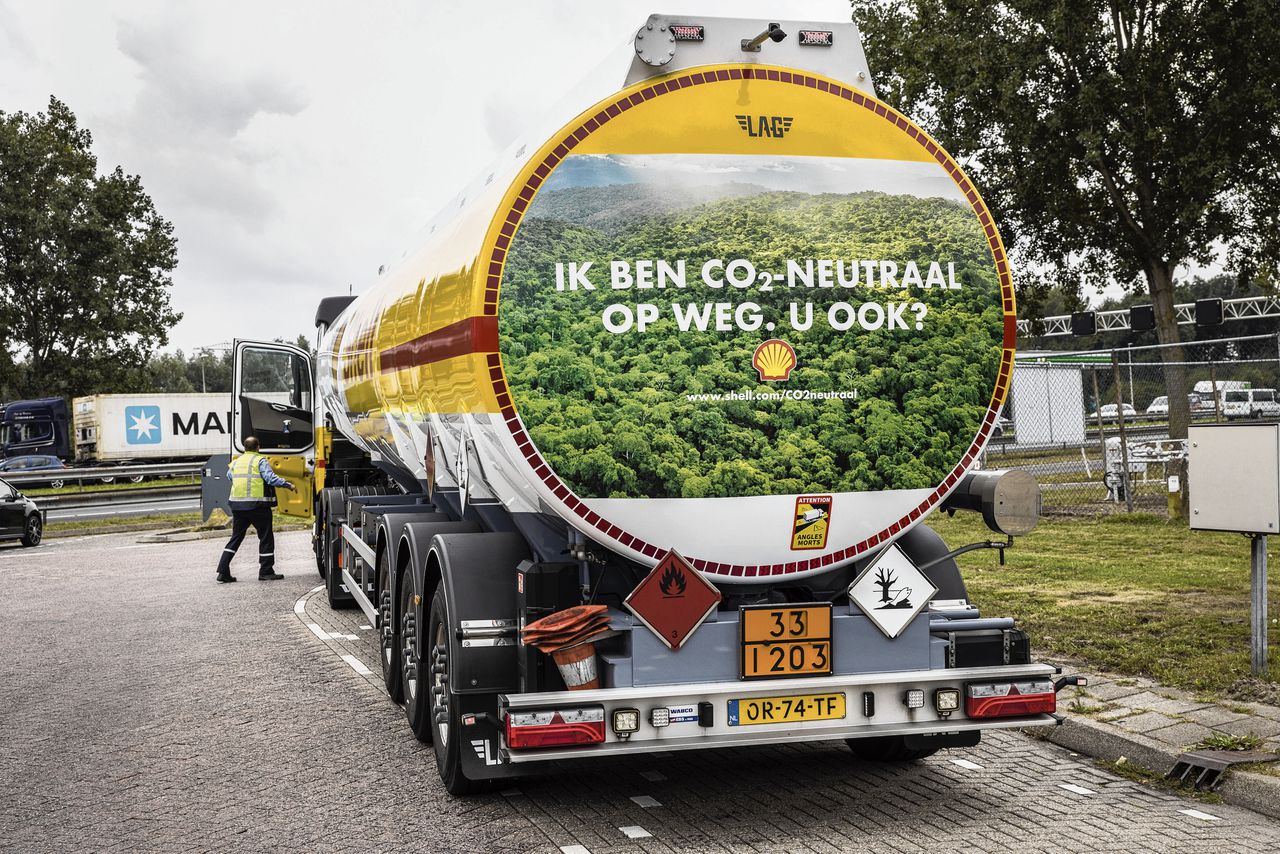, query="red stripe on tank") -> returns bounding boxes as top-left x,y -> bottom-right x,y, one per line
378,316 -> 499,373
